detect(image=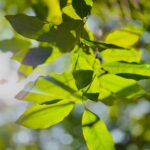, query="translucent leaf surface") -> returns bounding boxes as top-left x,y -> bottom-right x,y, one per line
16,72 -> 82,104
105,29 -> 141,47
82,109 -> 115,150
101,49 -> 141,63
102,62 -> 150,80
99,74 -> 145,104
17,100 -> 74,129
